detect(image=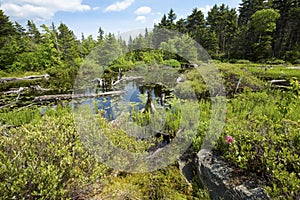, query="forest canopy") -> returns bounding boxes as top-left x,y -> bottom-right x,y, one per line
0,0 -> 300,76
